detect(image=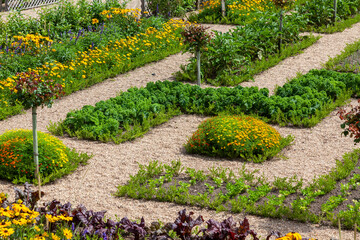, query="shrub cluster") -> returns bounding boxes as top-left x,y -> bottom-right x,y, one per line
50,69 -> 360,143
185,115 -> 293,162
0,129 -> 90,183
